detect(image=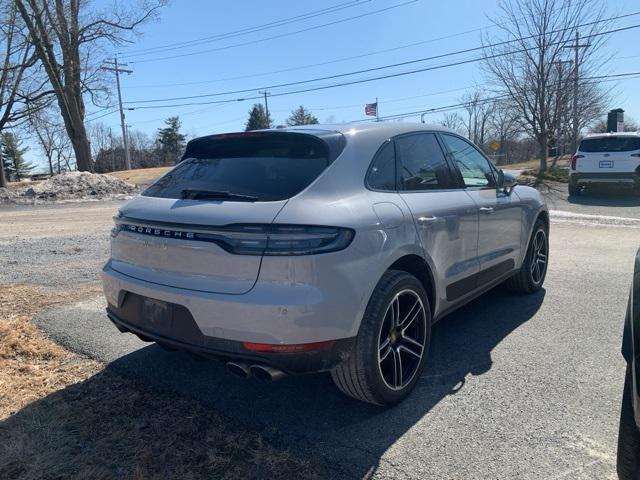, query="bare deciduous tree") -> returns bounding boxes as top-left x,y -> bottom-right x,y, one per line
439,112 -> 465,134
88,120 -> 113,159
14,0 -> 165,172
0,2 -> 41,187
30,107 -> 74,175
483,0 -> 611,173
487,99 -> 521,161
460,89 -> 496,148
